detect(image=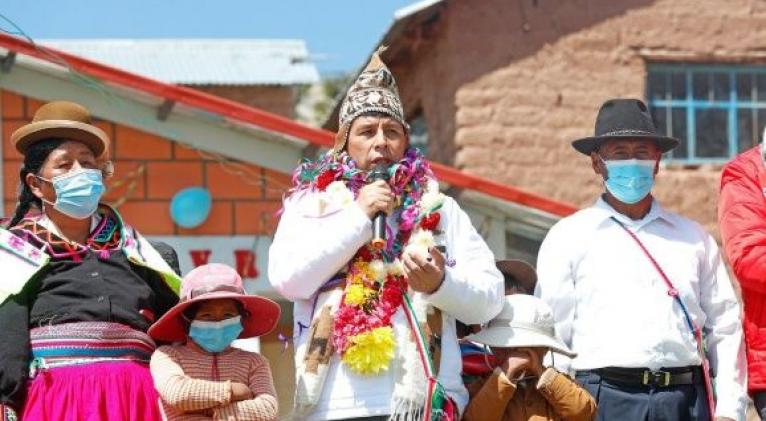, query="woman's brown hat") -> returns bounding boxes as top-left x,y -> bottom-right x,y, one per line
11,101 -> 110,157
496,259 -> 537,294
